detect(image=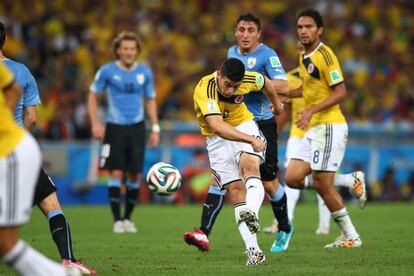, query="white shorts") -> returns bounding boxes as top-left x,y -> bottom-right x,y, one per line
0,134 -> 41,227
291,124 -> 348,172
206,120 -> 265,188
284,136 -> 303,168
